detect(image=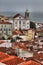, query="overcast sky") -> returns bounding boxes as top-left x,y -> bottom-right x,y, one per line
0,0 -> 43,12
